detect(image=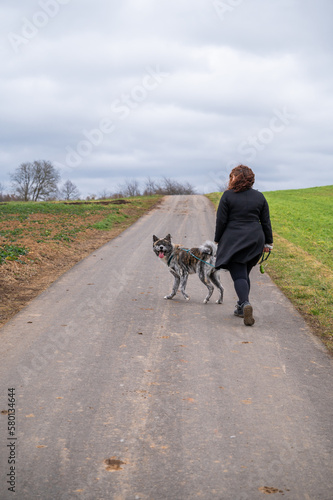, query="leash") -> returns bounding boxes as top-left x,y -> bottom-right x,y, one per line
179,248 -> 215,267
258,250 -> 271,274
167,254 -> 174,267
169,248 -> 270,271
258,250 -> 271,264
